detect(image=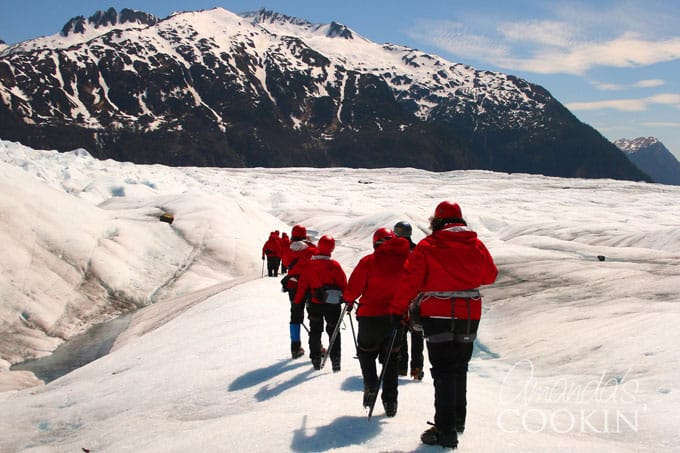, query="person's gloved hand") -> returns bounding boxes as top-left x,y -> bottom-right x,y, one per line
345,300 -> 354,313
